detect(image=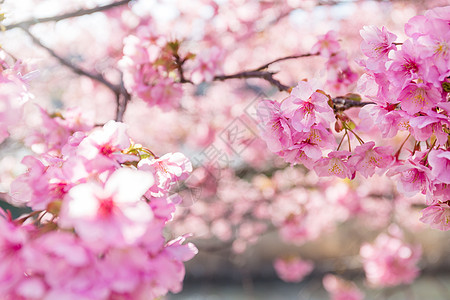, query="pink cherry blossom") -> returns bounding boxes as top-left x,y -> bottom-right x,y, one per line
0,210 -> 31,296
273,256 -> 314,283
427,149 -> 450,184
0,55 -> 33,144
419,202 -> 450,231
360,229 -> 421,287
360,25 -> 397,70
59,168 -> 154,251
387,39 -> 427,89
311,30 -> 341,58
25,107 -> 93,154
191,46 -> 223,84
398,82 -> 442,115
257,99 -> 293,153
408,112 -> 449,145
77,120 -> 135,172
314,151 -> 354,179
9,156 -> 50,210
325,51 -> 358,93
281,142 -> 322,169
349,142 -> 394,178
281,81 -> 334,132
119,29 -> 184,111
138,152 -> 192,196
323,274 -> 364,300
387,154 -> 434,197
304,123 -> 337,150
